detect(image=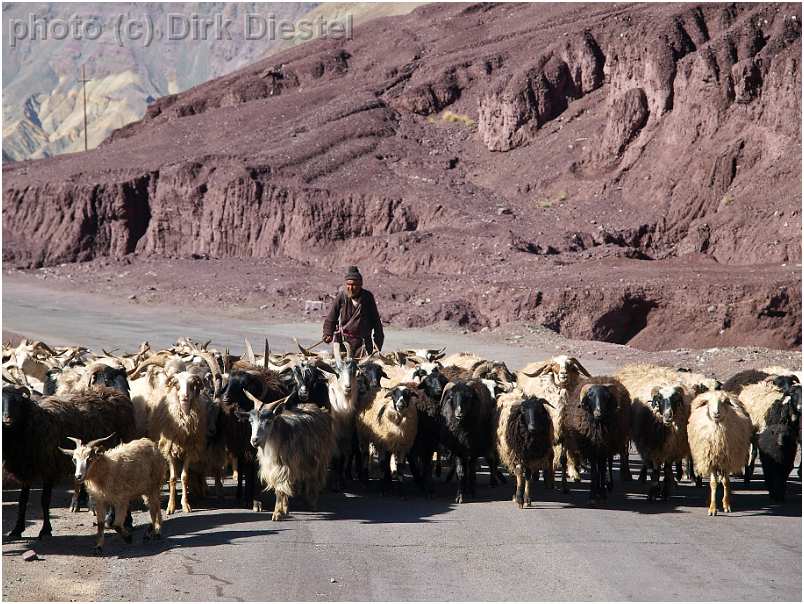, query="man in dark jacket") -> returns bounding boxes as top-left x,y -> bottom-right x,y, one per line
323,266 -> 384,355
